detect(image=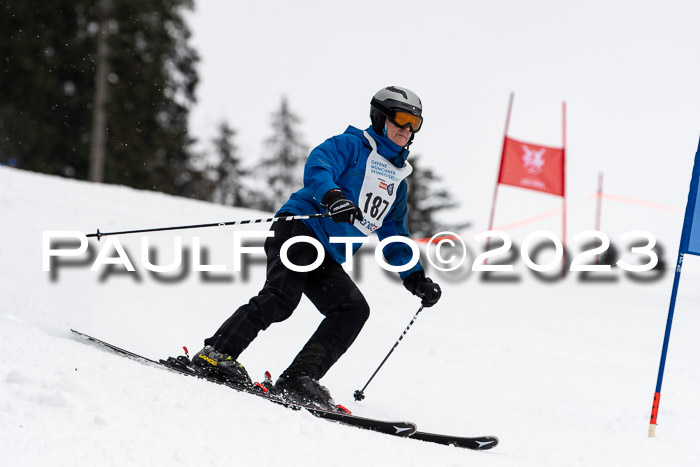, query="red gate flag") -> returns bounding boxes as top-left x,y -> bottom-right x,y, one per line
485,94 -> 567,276
498,136 -> 565,197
